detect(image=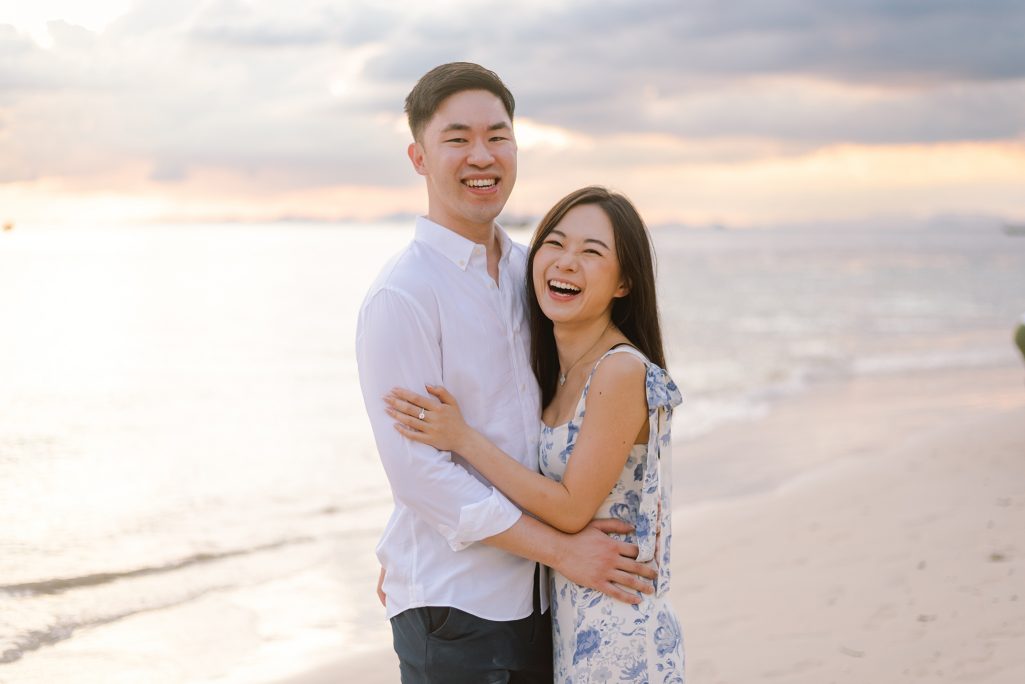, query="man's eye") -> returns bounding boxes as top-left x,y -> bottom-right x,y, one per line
445,138 -> 467,143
